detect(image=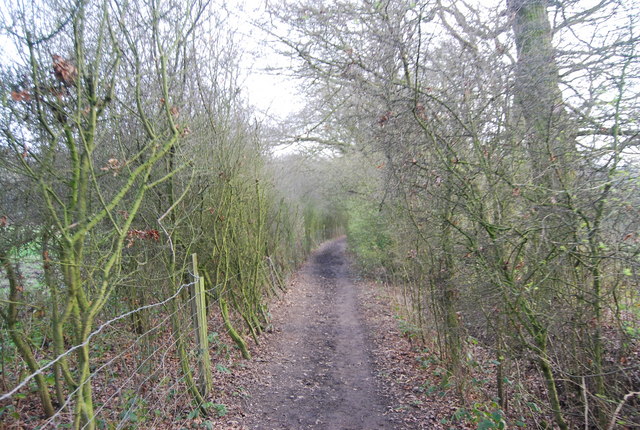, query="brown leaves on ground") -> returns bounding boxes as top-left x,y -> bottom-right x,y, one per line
356,280 -> 470,429
209,264 -> 470,429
